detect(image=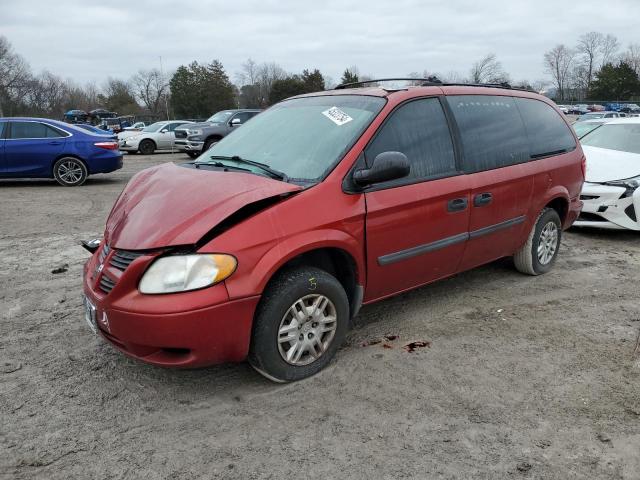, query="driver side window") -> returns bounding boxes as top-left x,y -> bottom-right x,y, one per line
365,98 -> 457,182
